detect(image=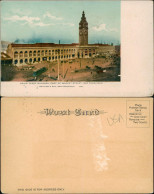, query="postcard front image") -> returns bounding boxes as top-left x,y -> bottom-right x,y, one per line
1,1 -> 120,83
